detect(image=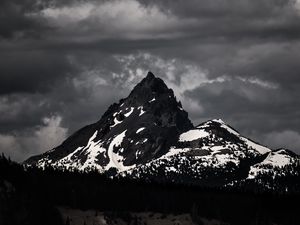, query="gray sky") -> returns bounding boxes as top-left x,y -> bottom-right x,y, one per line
1,0 -> 300,161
